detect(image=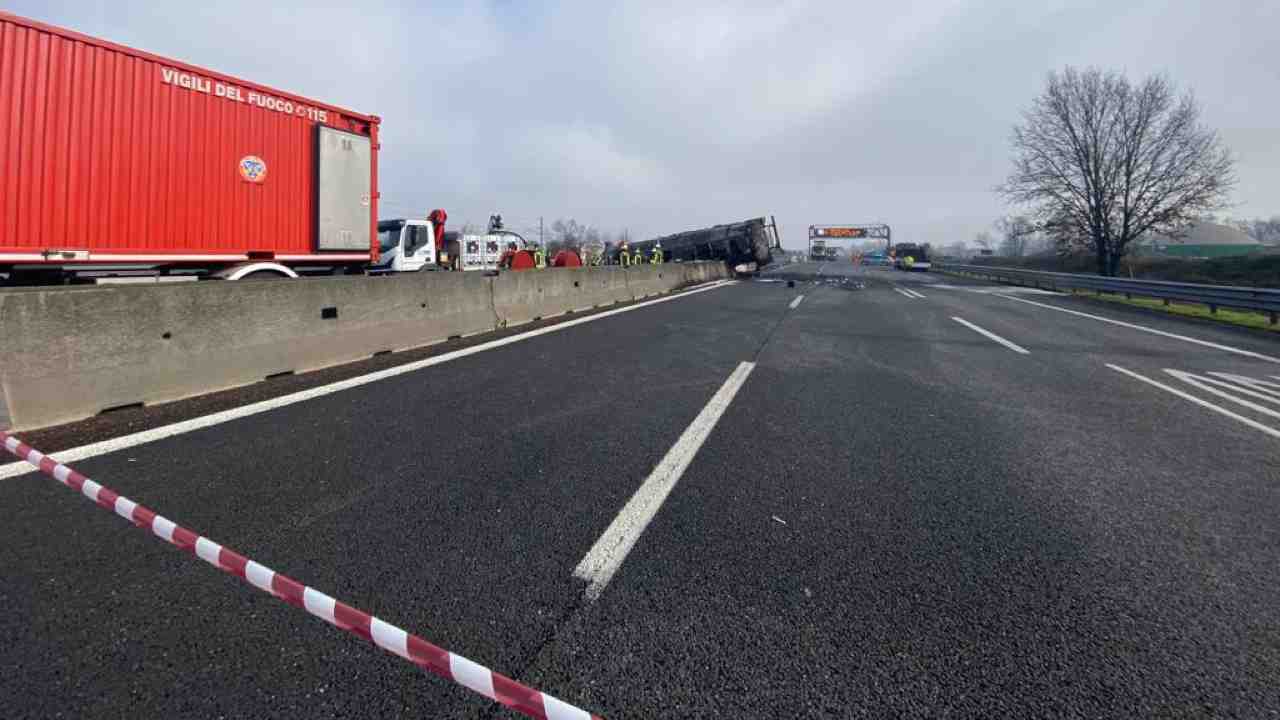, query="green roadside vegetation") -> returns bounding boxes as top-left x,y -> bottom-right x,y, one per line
967,252 -> 1280,287
938,267 -> 1279,334
1071,290 -> 1280,333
